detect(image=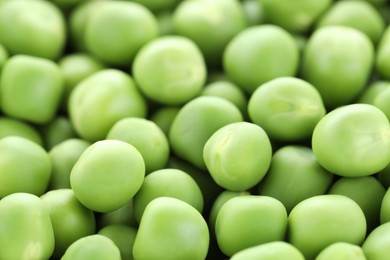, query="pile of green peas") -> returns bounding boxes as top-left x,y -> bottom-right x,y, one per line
1,0 -> 390,259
